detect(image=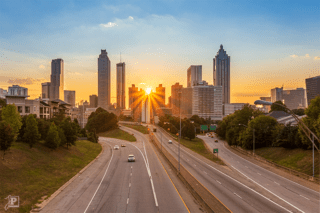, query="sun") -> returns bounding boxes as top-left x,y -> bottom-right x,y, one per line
146,87 -> 152,95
